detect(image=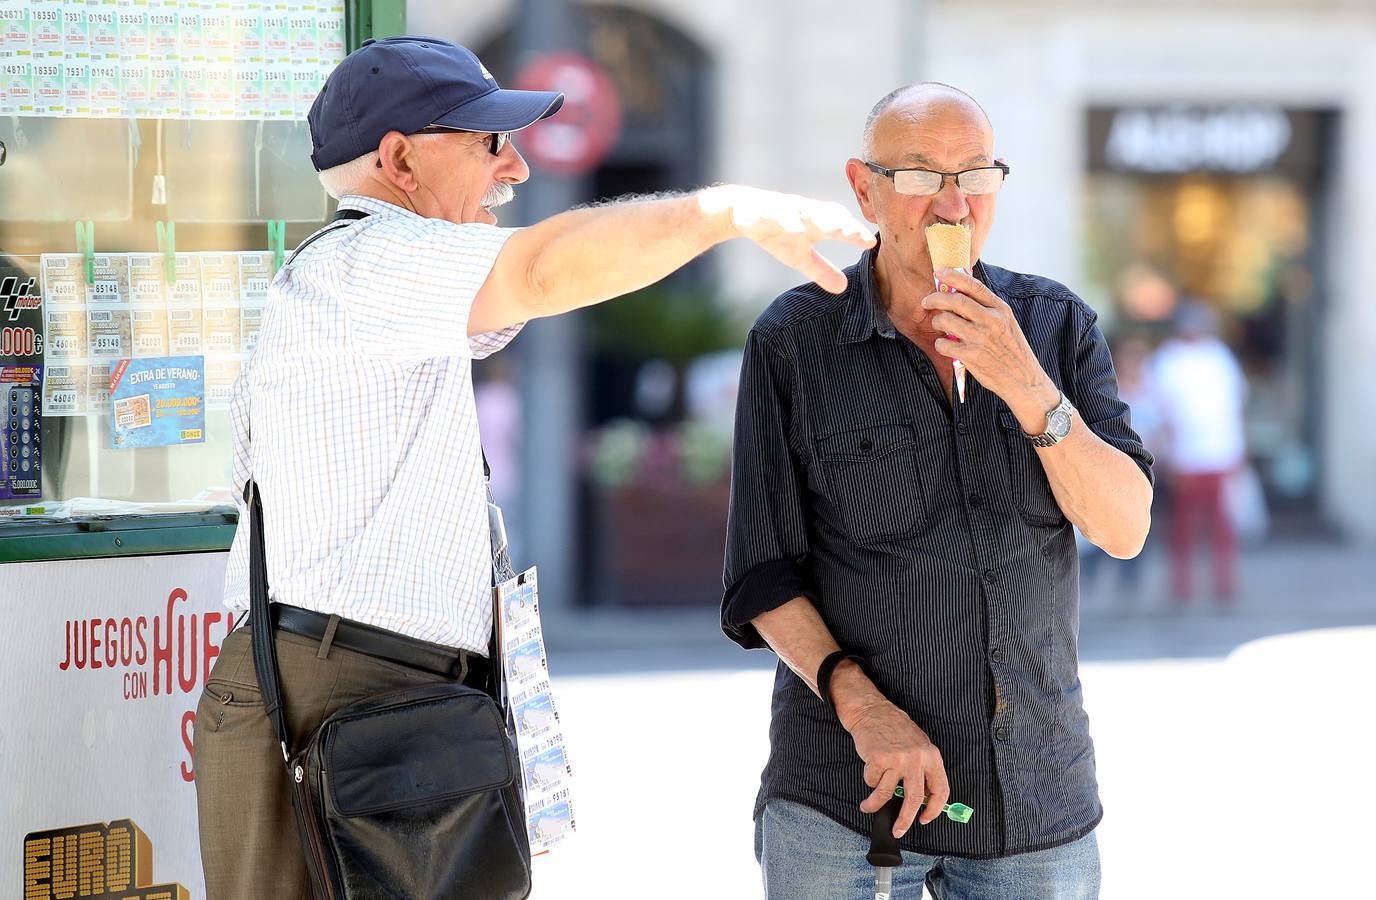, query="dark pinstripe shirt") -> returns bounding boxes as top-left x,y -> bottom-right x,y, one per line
722,247 -> 1153,858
